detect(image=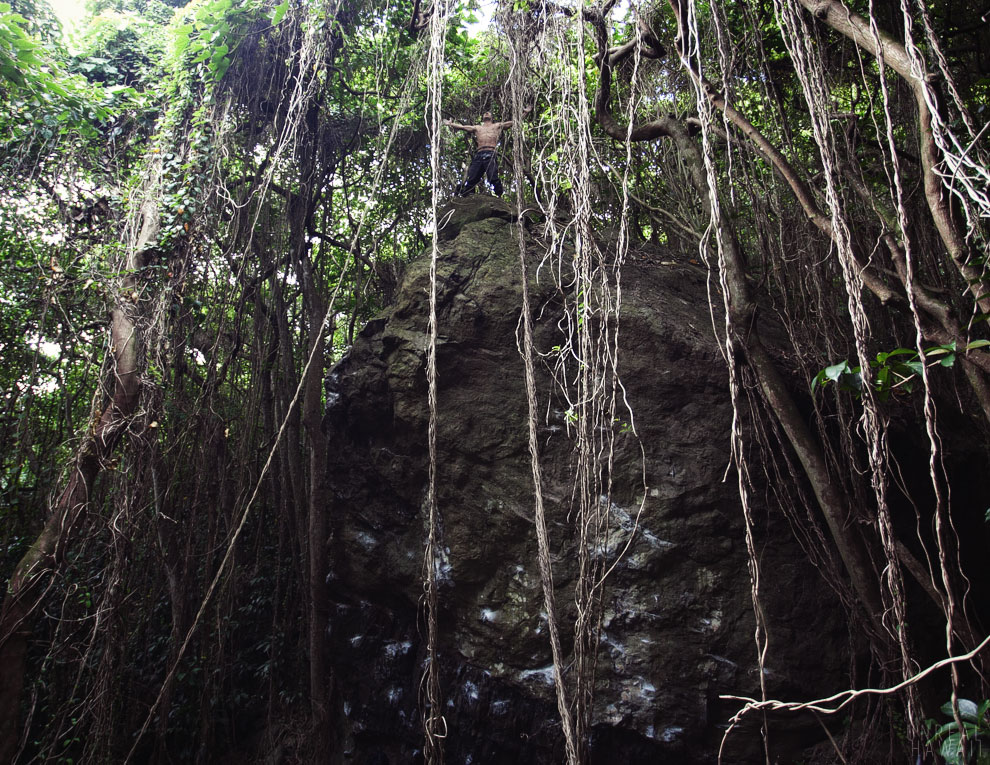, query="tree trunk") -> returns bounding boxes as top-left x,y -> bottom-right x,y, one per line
0,197 -> 158,764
